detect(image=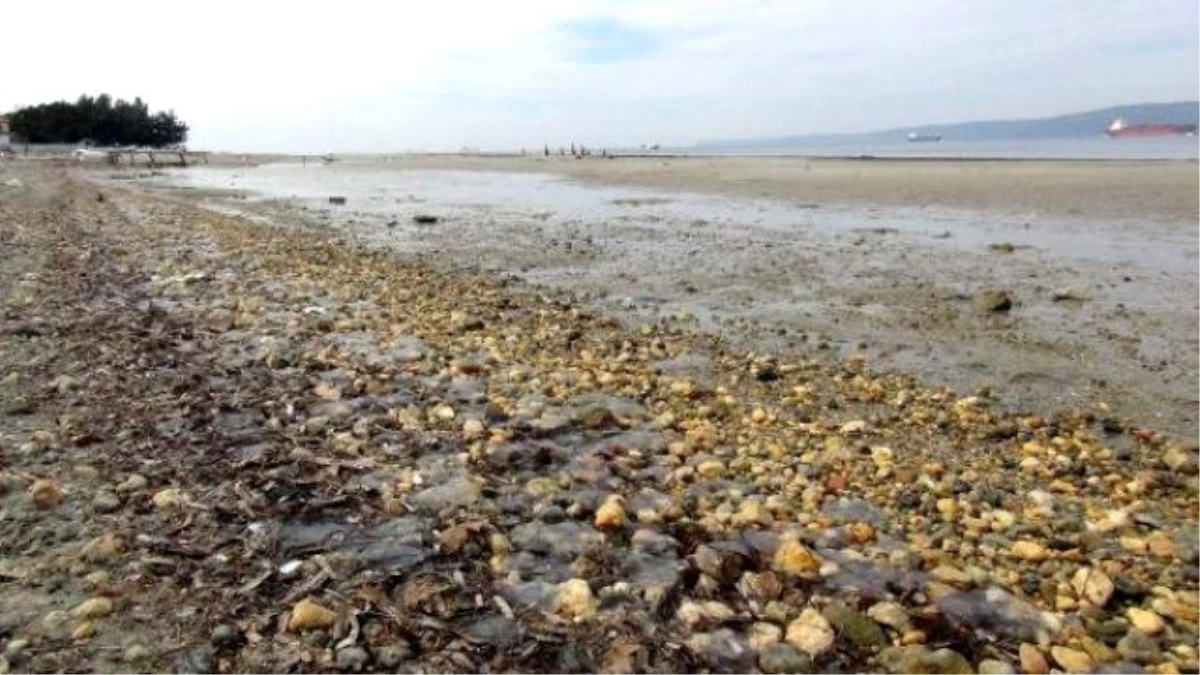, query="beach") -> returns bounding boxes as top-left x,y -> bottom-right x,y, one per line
0,158 -> 1196,673
352,154 -> 1200,223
